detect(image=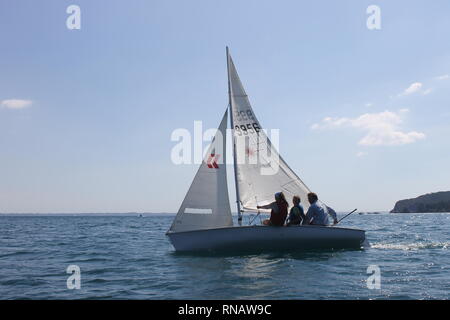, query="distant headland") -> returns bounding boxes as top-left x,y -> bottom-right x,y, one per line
391,191 -> 450,213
